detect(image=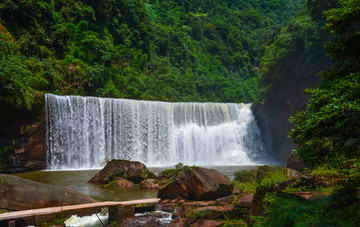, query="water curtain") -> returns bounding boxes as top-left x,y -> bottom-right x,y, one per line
45,94 -> 267,169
